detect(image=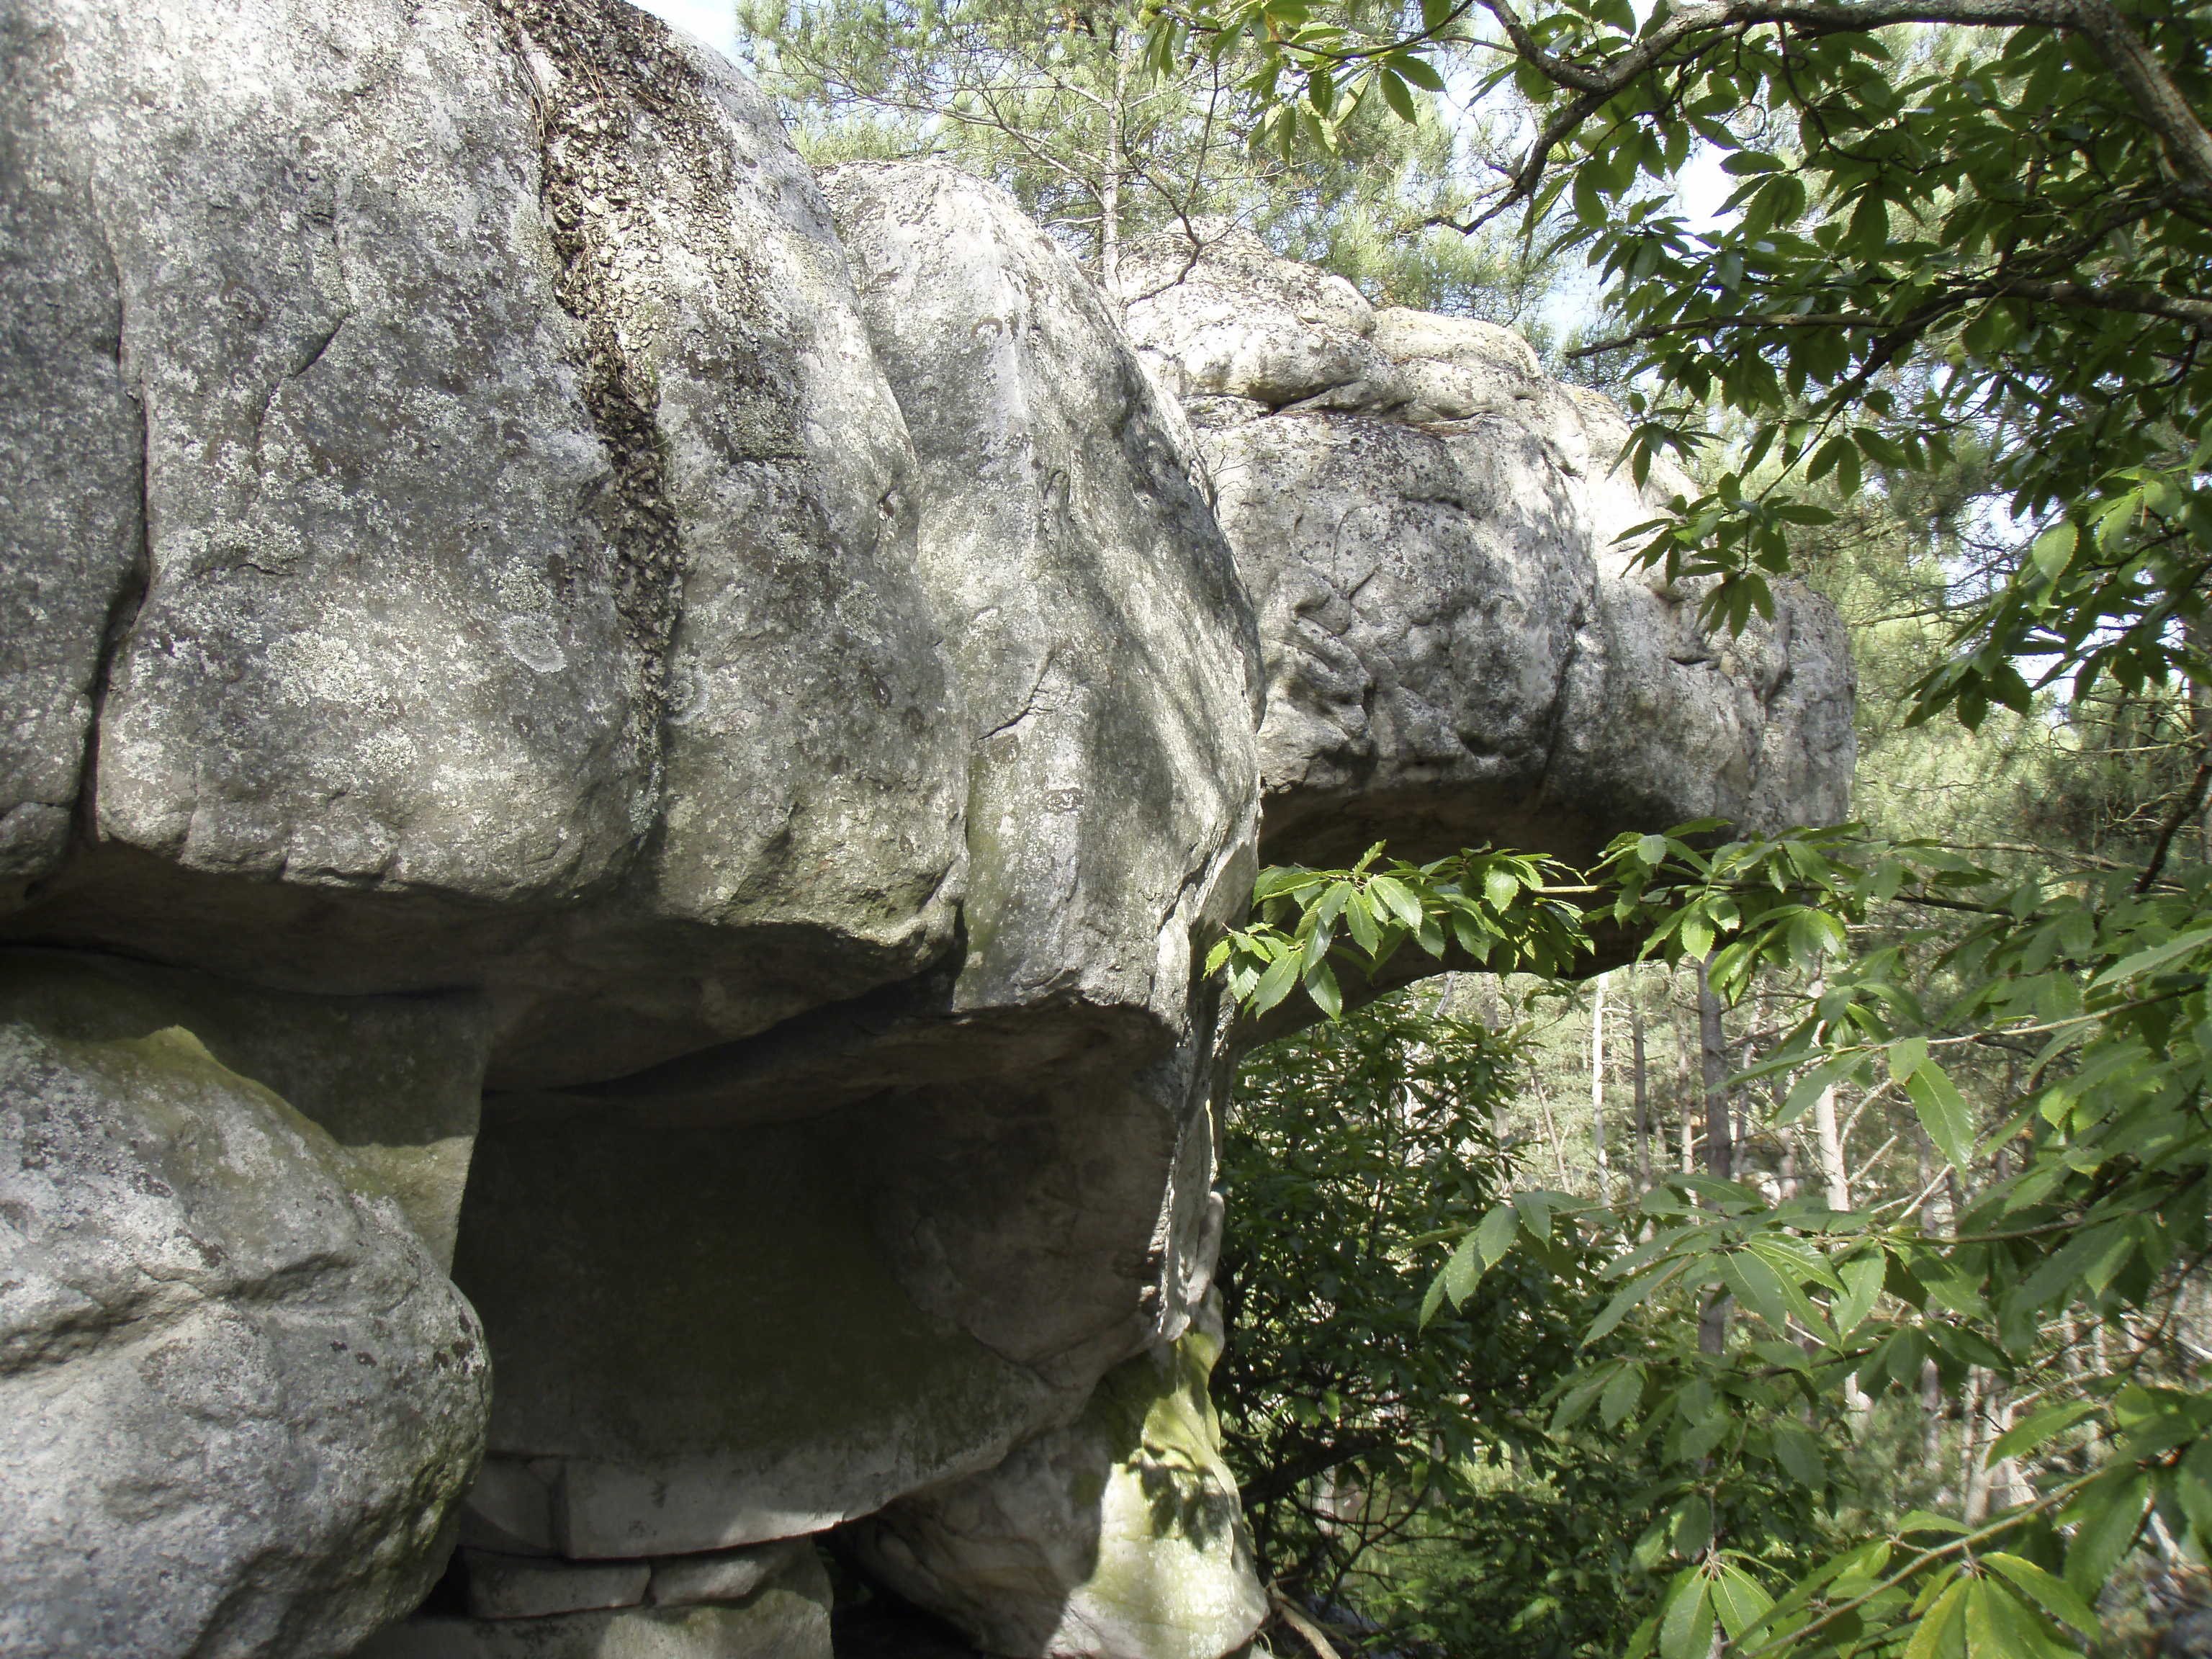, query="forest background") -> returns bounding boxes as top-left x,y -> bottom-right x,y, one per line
677,5 -> 2212,1659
